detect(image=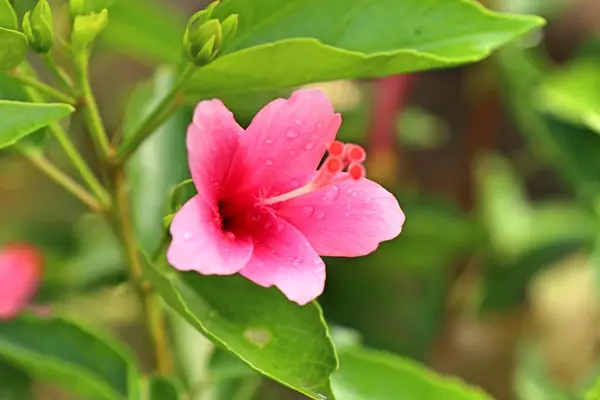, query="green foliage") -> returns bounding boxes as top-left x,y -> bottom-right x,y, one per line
125,67 -> 191,256
0,361 -> 32,399
71,9 -> 108,52
142,260 -> 338,400
537,60 -> 600,135
0,28 -> 28,71
0,315 -> 140,400
0,100 -> 73,149
144,376 -> 184,400
182,0 -> 544,95
0,0 -> 18,30
22,0 -> 54,54
332,346 -> 492,399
